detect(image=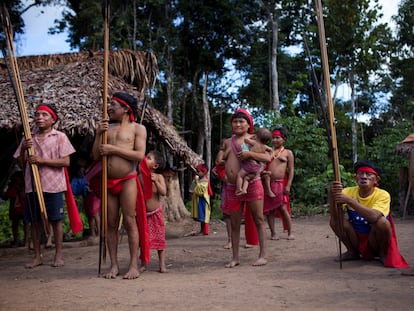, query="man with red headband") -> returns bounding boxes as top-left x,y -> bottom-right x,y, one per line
330,160 -> 409,268
222,109 -> 271,268
14,103 -> 76,268
92,92 -> 147,279
262,126 -> 295,240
